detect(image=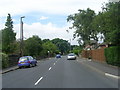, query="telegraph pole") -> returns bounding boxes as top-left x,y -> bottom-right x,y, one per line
20,16 -> 25,57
